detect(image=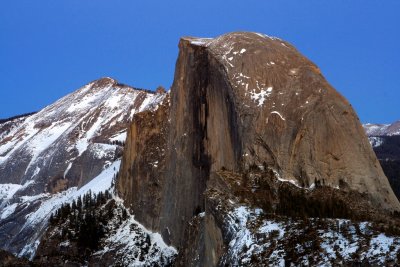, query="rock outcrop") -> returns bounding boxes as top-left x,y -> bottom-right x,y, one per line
117,94 -> 170,230
117,32 -> 400,265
